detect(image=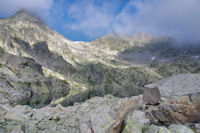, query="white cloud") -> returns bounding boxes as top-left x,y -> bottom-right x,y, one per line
0,0 -> 53,17
114,0 -> 200,44
63,0 -> 200,43
1,0 -> 200,43
64,0 -> 119,37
